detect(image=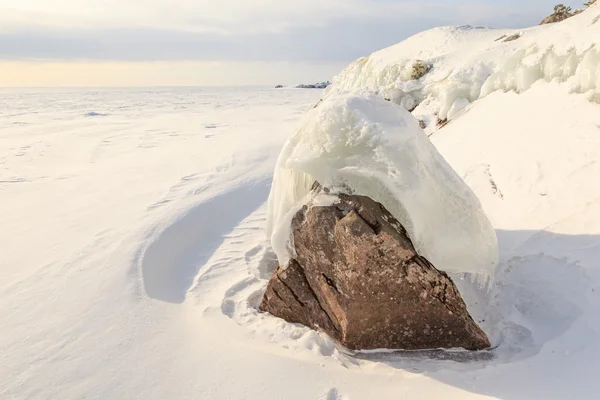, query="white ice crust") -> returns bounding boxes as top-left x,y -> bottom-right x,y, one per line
266,92 -> 499,284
